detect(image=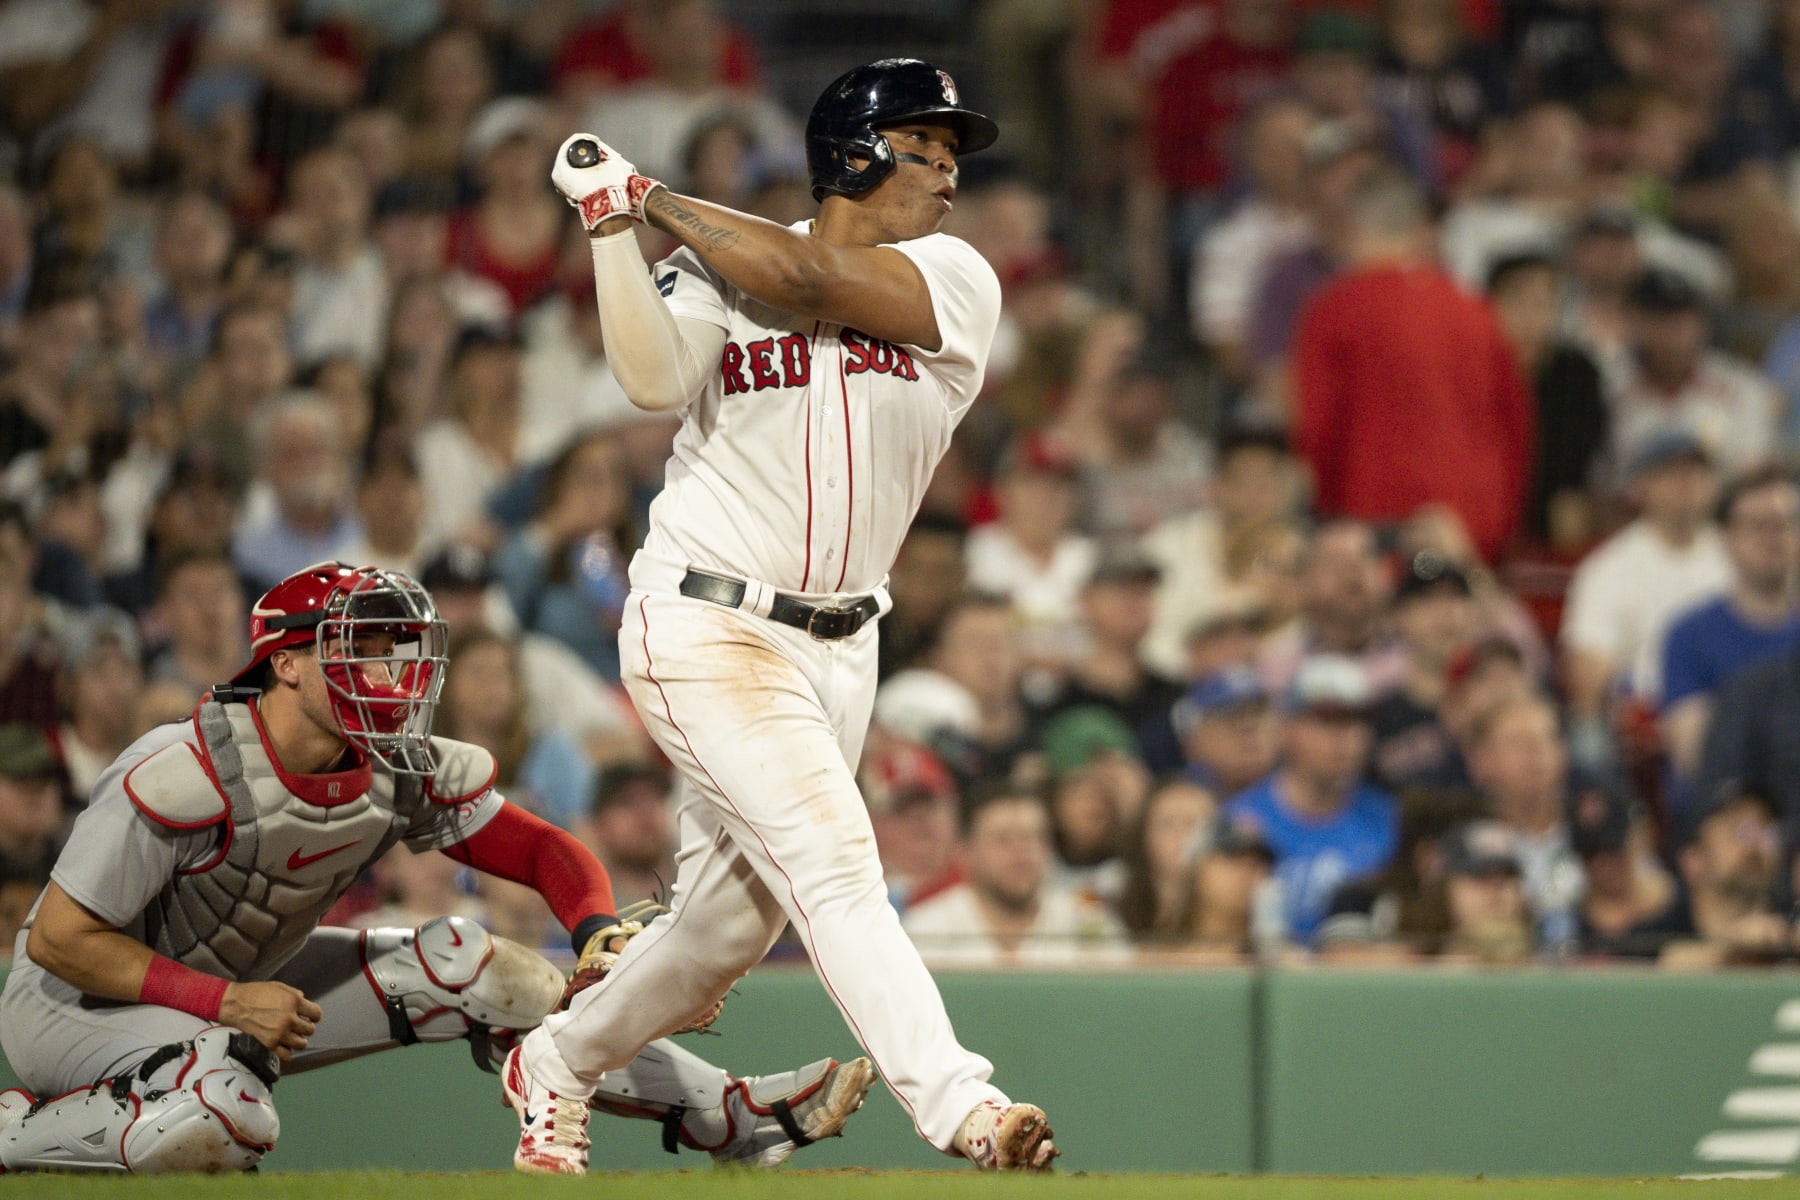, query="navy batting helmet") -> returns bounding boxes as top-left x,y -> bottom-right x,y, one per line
805,59 -> 998,202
